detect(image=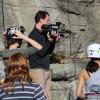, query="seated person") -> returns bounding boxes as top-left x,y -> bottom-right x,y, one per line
0,53 -> 47,100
